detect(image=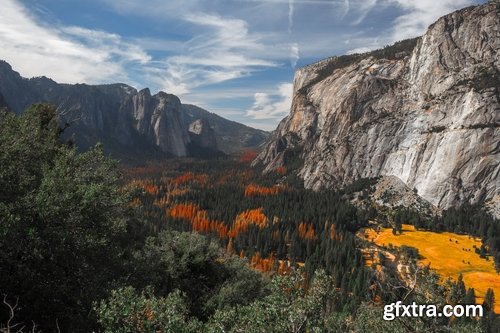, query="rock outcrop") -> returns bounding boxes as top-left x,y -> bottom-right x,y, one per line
188,118 -> 217,149
128,88 -> 190,157
255,2 -> 499,212
0,61 -> 268,159
182,104 -> 269,154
